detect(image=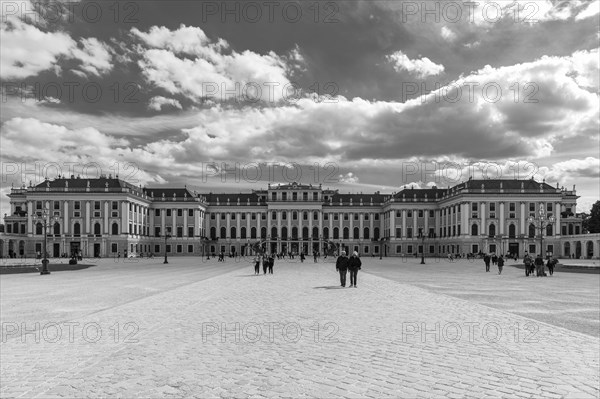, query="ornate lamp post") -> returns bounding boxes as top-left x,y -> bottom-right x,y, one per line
36,207 -> 60,275
163,233 -> 171,264
527,204 -> 556,258
418,229 -> 426,264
